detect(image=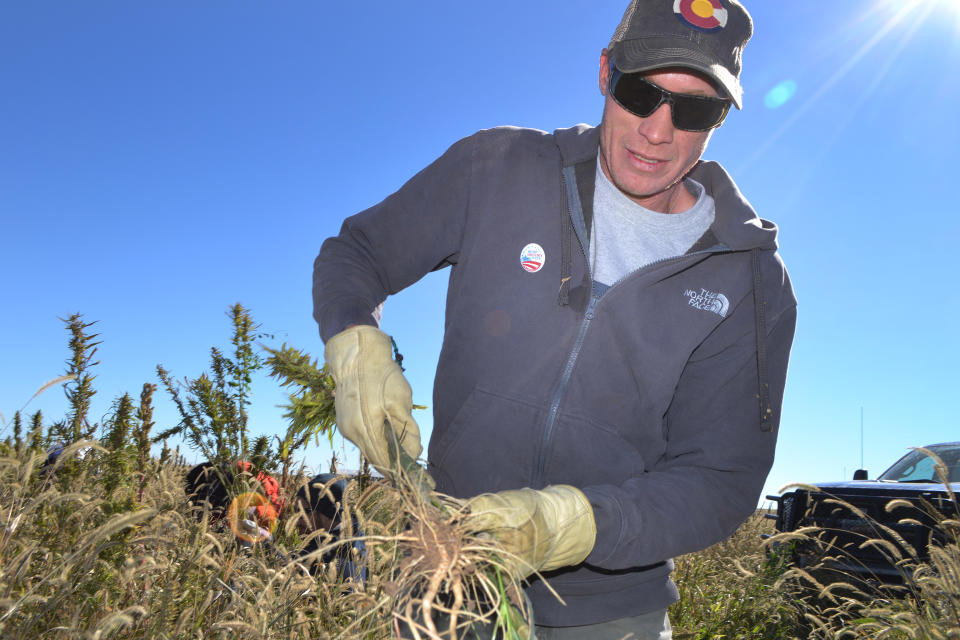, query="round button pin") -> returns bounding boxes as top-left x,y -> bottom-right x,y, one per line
520,243 -> 545,273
